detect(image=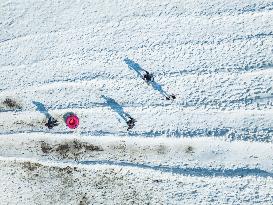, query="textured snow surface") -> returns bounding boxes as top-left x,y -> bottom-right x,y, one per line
0,0 -> 273,204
